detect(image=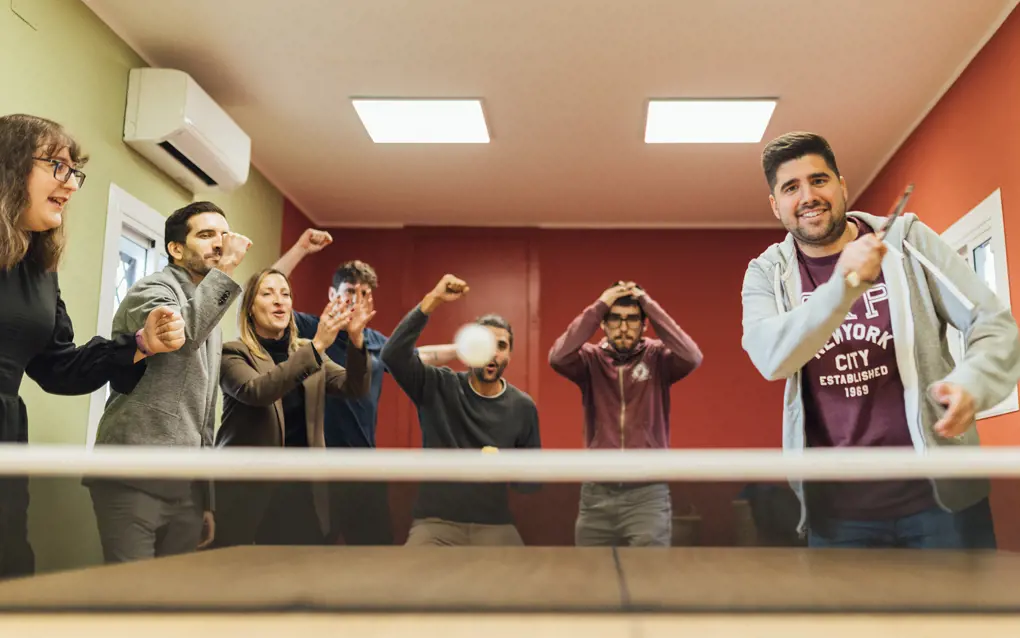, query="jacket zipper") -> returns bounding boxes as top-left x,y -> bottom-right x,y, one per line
618,368 -> 626,449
